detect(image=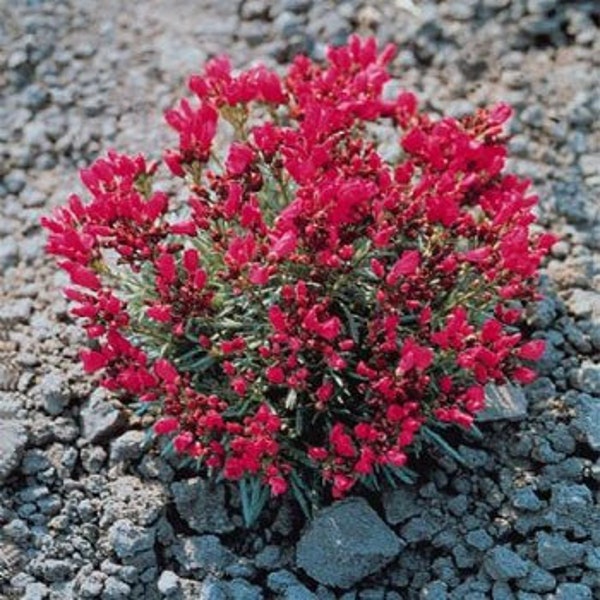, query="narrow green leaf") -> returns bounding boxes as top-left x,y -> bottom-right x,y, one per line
421,425 -> 467,466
